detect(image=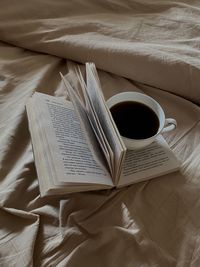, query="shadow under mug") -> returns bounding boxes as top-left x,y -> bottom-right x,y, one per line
107,92 -> 177,150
